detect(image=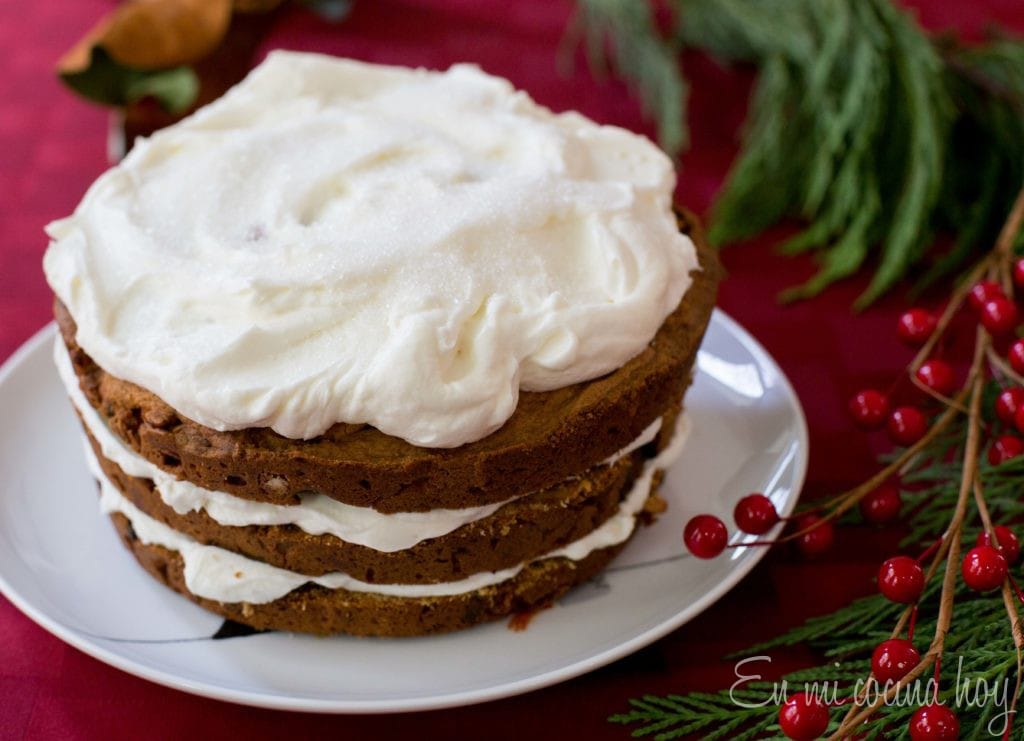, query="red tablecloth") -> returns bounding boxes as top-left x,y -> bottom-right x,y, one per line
3,1 -> 1024,739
